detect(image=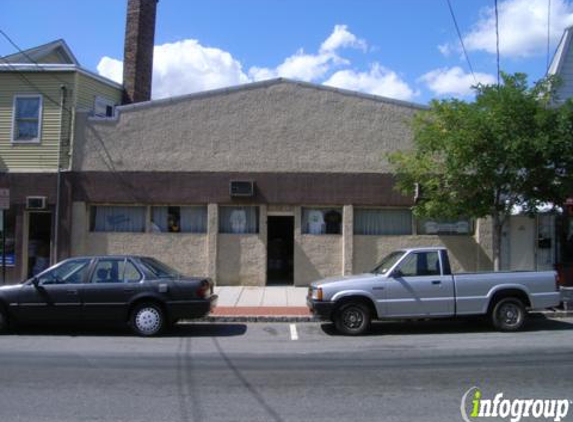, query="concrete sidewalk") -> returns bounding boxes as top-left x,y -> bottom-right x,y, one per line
210,286 -> 312,321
